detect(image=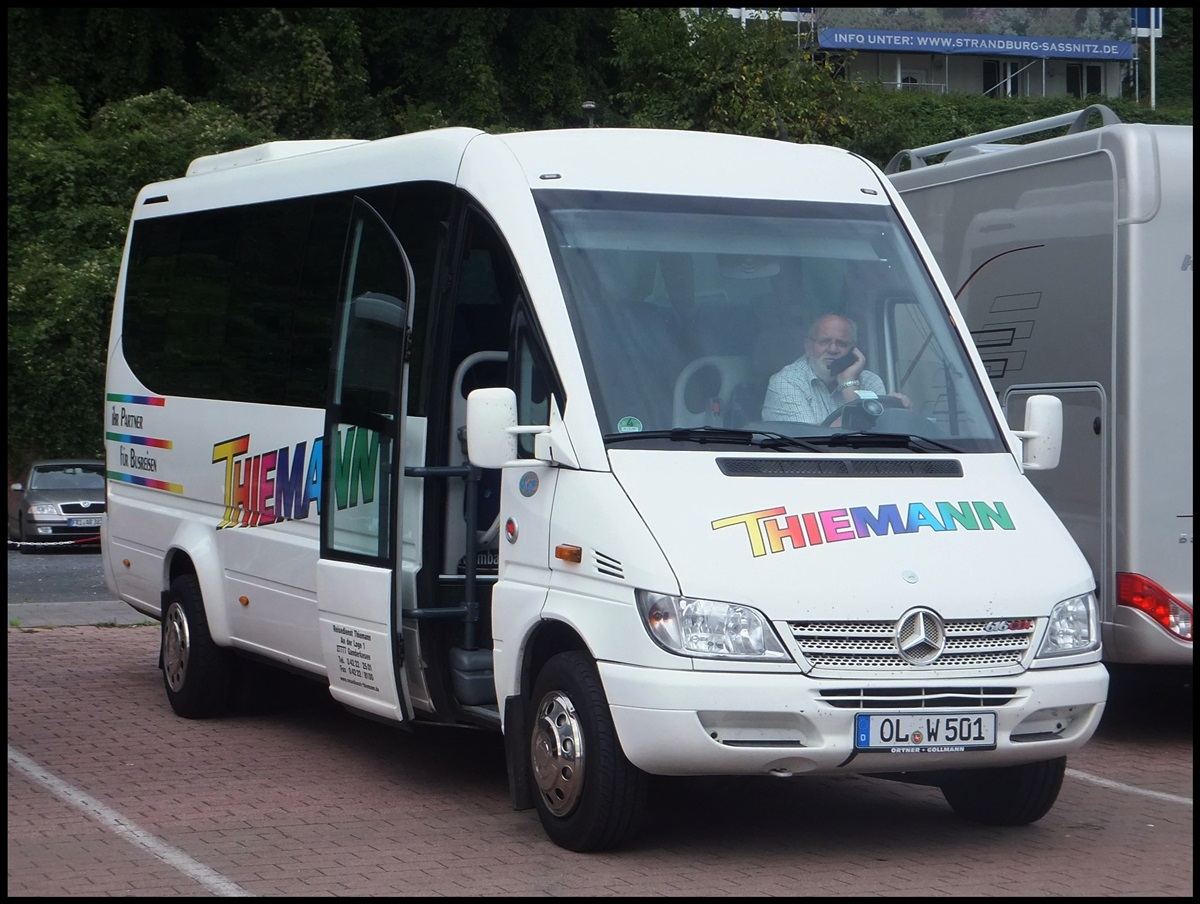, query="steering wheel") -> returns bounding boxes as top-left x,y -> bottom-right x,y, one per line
821,394 -> 905,428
